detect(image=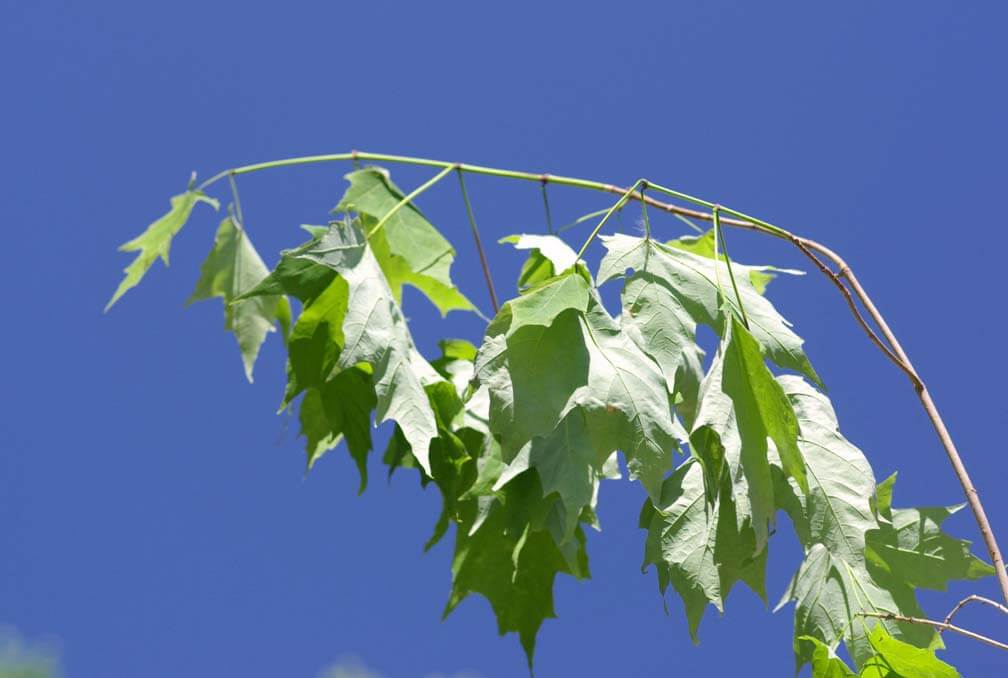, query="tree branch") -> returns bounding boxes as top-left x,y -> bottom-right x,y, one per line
944,594 -> 1008,628
860,612 -> 1008,652
194,151 -> 1008,604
